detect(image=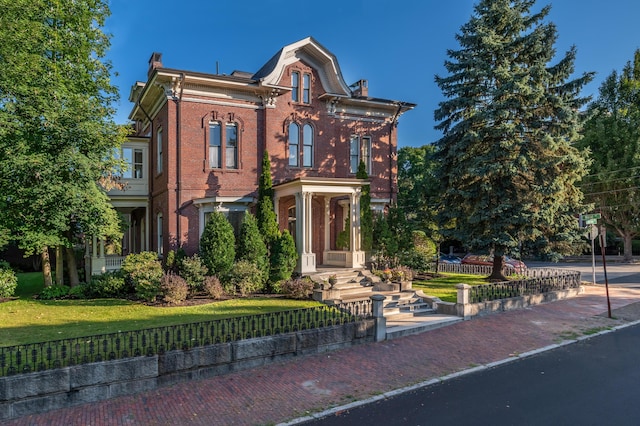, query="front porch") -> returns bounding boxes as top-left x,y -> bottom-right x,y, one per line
274,177 -> 370,274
